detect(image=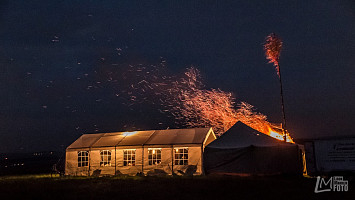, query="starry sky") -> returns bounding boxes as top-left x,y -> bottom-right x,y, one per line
0,0 -> 354,153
